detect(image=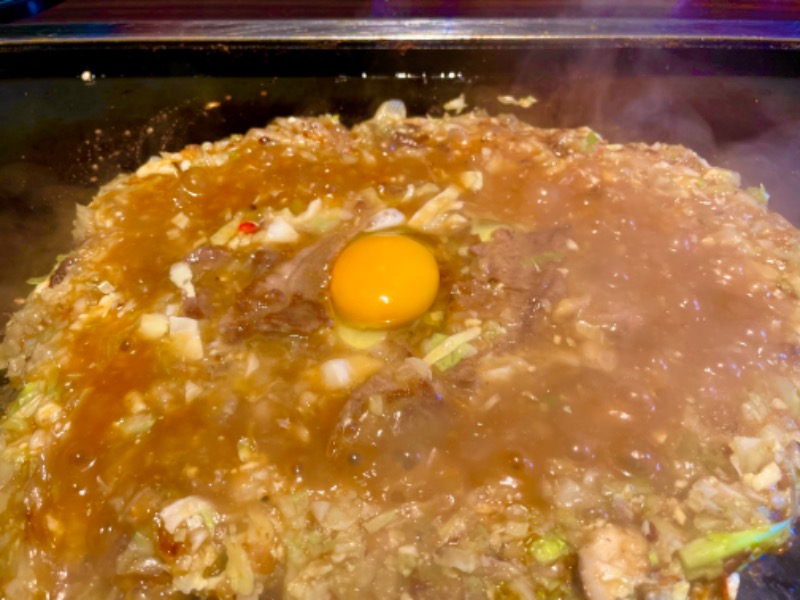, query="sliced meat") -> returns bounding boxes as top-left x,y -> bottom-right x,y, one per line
327,367 -> 455,495
222,236 -> 345,341
180,245 -> 239,319
578,524 -> 649,600
450,228 -> 568,342
182,291 -> 212,320
49,256 -> 78,287
261,233 -> 346,300
223,290 -> 330,339
247,248 -> 283,277
471,228 -> 567,290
